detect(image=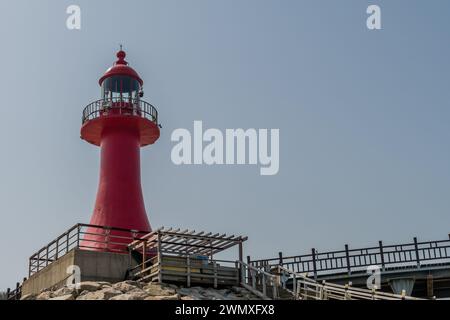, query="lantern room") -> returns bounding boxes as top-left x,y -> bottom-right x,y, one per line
98,49 -> 144,102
